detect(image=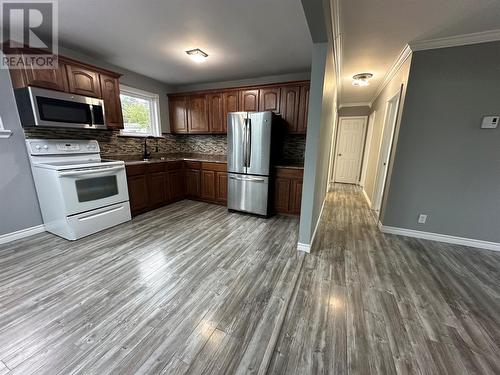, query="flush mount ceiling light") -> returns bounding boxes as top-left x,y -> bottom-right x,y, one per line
186,48 -> 208,63
352,73 -> 373,87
